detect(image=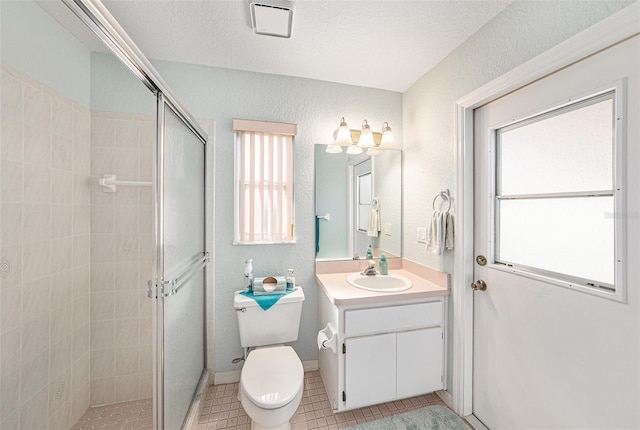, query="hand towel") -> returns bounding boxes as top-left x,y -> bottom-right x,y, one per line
367,198 -> 381,237
240,287 -> 298,311
426,211 -> 455,255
